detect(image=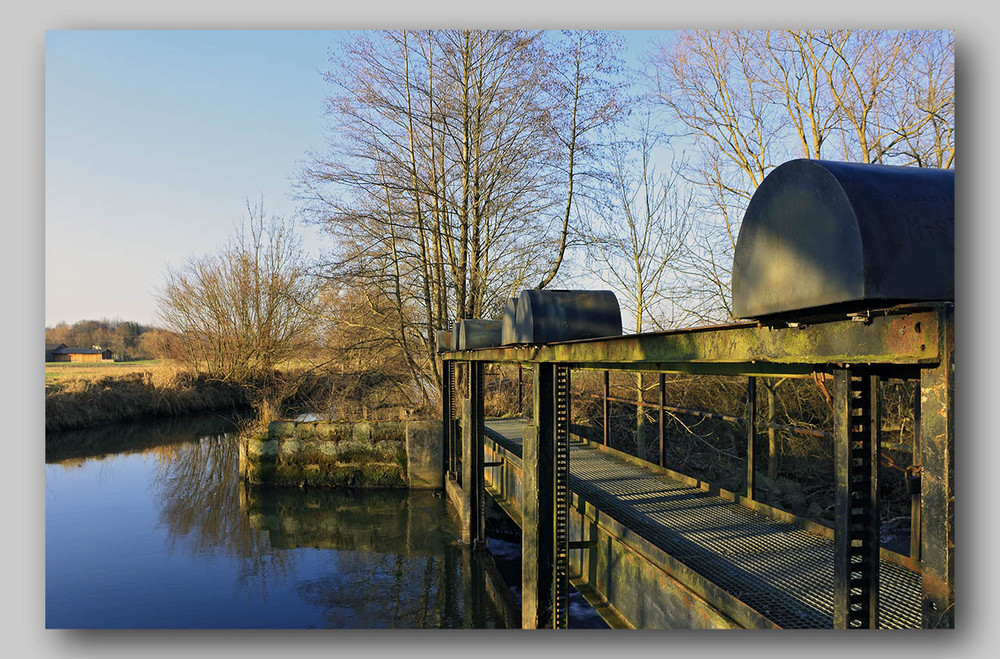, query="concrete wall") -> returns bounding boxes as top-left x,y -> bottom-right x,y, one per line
240,419 -> 442,490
